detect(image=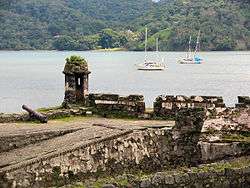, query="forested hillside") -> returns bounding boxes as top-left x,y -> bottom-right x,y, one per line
0,0 -> 249,51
